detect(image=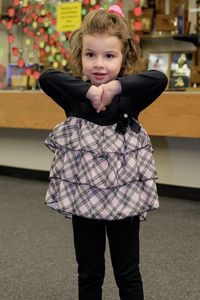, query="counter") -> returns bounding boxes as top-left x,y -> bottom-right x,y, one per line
0,91 -> 200,138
